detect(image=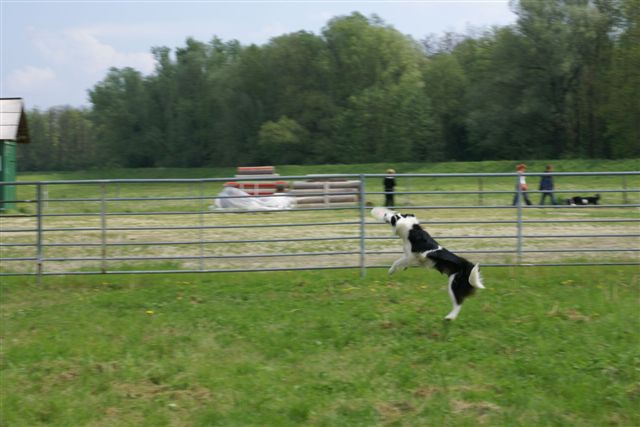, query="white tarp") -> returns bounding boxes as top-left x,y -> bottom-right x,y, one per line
212,186 -> 296,210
